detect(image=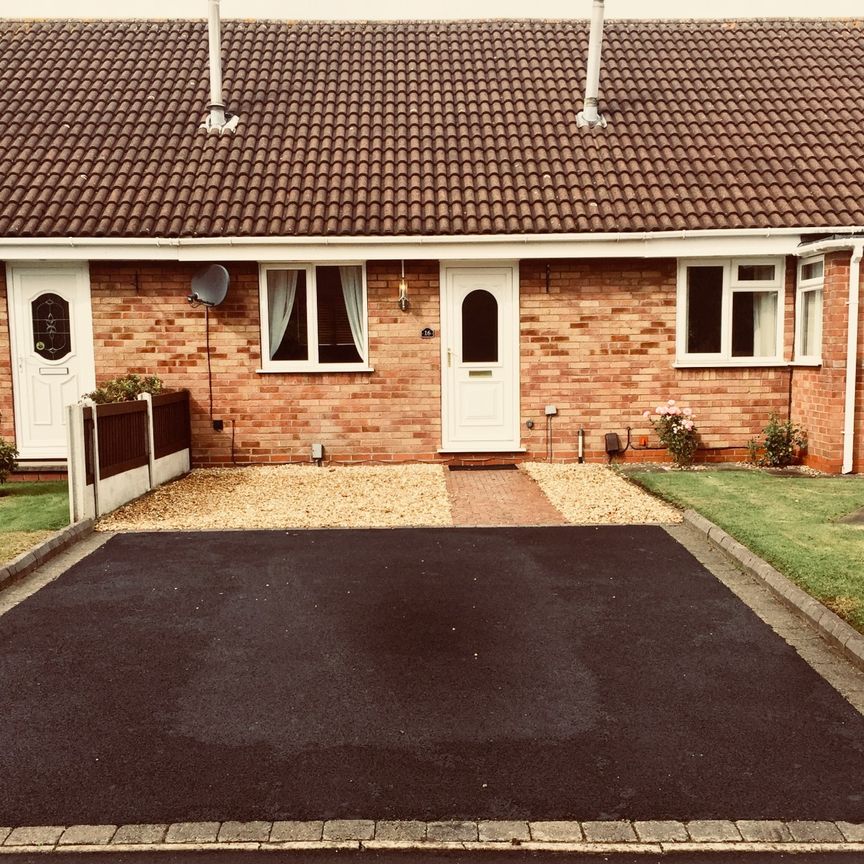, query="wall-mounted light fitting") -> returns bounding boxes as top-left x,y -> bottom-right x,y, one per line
398,260 -> 409,311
